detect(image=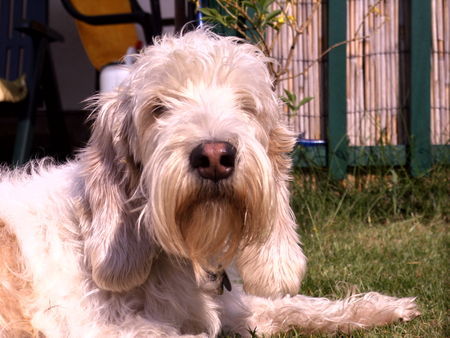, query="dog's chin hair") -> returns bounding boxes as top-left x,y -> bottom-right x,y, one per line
177,198 -> 244,268
148,175 -> 272,269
